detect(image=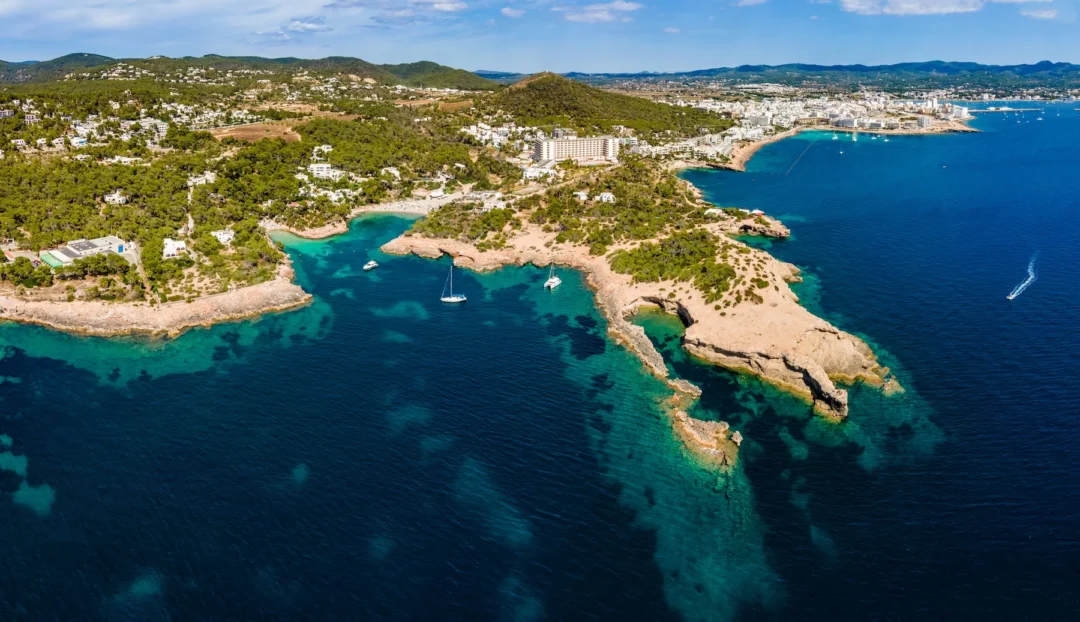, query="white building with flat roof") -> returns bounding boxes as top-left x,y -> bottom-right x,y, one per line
532,137 -> 619,163
65,235 -> 127,257
187,171 -> 217,187
163,238 -> 187,259
308,163 -> 345,181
